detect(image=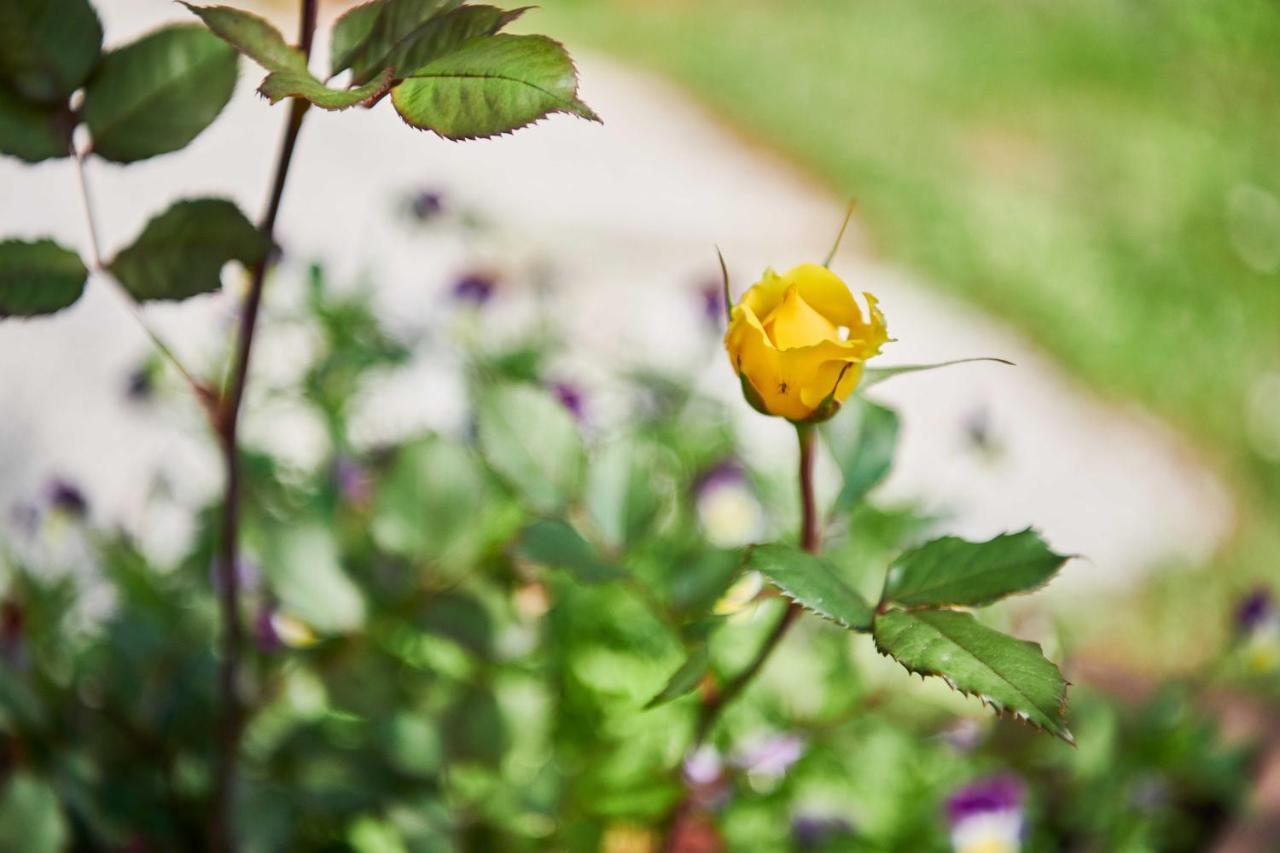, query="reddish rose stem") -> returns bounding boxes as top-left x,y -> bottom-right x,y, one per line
210,1 -> 316,848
